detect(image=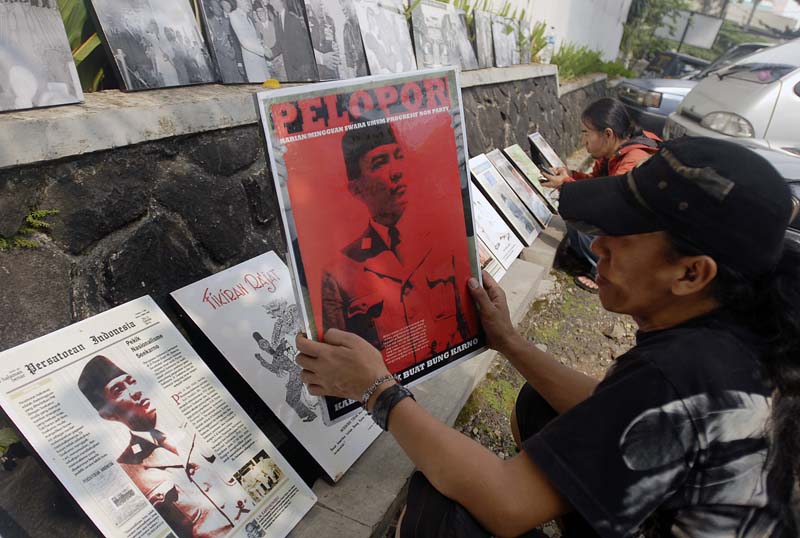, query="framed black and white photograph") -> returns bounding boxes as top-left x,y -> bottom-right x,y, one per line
528,131 -> 566,171
487,149 -> 552,228
304,0 -> 367,80
470,154 -> 540,246
355,0 -> 416,74
89,0 -> 217,90
411,0 -> 476,71
491,14 -> 518,68
503,143 -> 559,212
198,0 -> 318,84
452,5 -> 478,71
473,10 -> 493,69
0,0 -> 83,112
519,21 -> 531,64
